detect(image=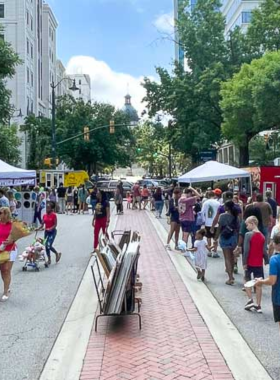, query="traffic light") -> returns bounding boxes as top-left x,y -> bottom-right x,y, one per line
44,158 -> 51,166
84,126 -> 90,141
109,120 -> 115,134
